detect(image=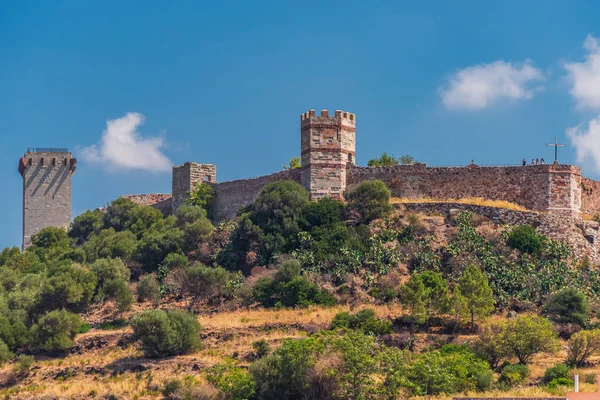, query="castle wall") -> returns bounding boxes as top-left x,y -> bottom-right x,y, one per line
172,162 -> 216,213
212,169 -> 302,221
347,163 -> 582,214
581,176 -> 600,215
122,194 -> 172,215
19,150 -> 76,249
